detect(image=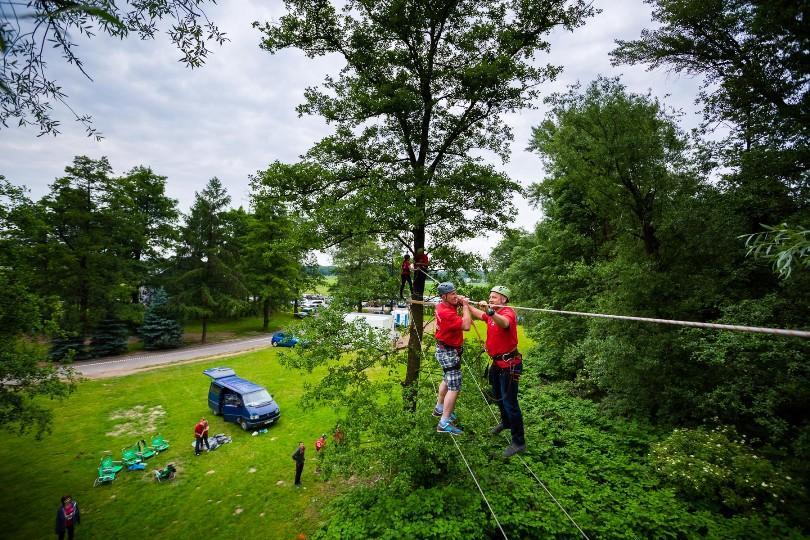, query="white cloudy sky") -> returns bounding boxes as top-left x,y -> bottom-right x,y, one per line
0,0 -> 706,263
